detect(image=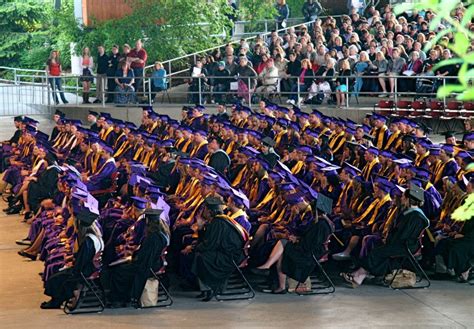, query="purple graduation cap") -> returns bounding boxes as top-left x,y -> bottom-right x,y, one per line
343,162 -> 361,177
130,196 -> 148,209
